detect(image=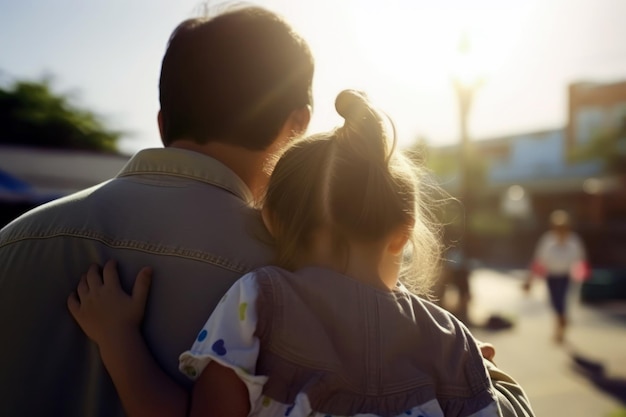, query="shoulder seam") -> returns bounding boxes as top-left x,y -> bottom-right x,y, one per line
0,230 -> 251,273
